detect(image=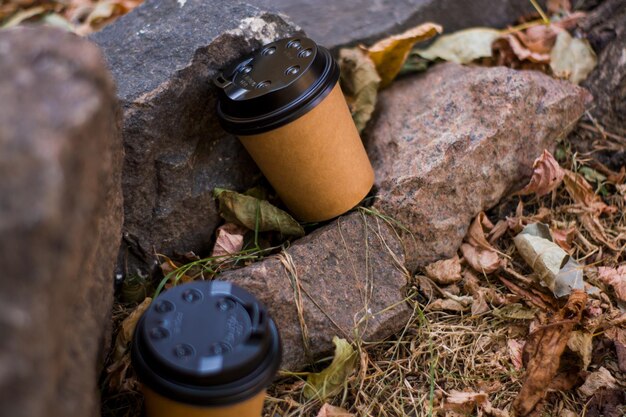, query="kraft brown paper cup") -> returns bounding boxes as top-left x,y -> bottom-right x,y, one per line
238,83 -> 374,222
132,282 -> 281,417
142,386 -> 266,417
216,37 -> 374,222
